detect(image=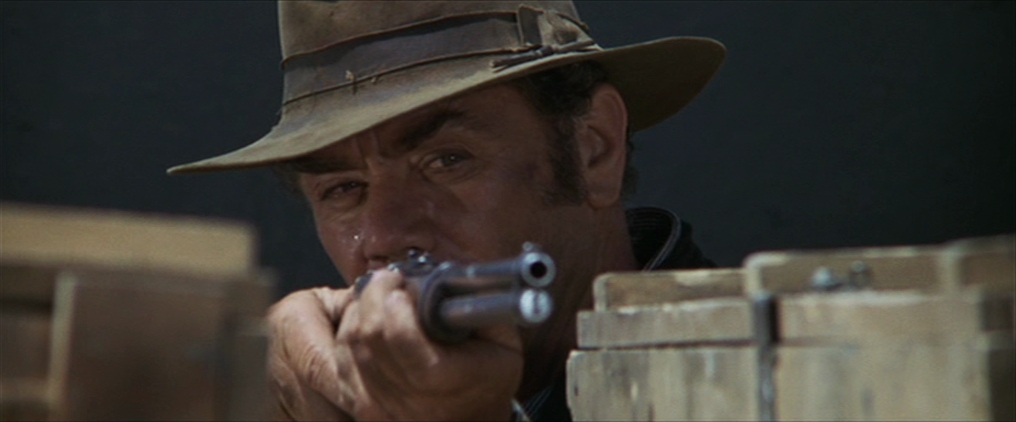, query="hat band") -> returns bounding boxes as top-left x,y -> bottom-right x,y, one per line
282,8 -> 594,105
